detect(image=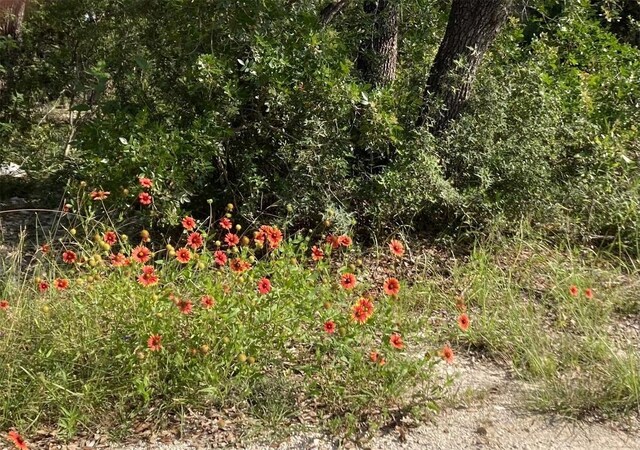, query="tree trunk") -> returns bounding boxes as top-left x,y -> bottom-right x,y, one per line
0,0 -> 27,38
417,0 -> 510,131
356,0 -> 399,87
